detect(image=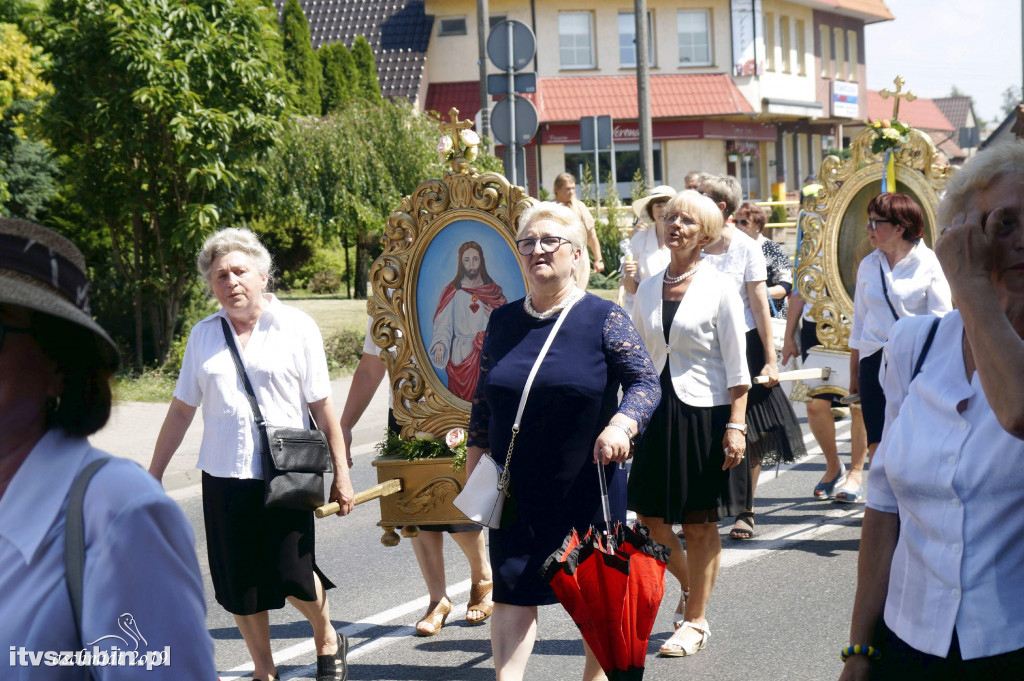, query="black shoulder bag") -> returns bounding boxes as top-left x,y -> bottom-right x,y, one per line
221,318 -> 332,511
